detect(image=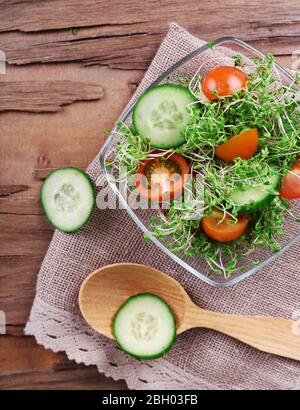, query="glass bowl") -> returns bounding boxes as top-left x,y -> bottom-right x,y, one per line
99,37 -> 300,288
